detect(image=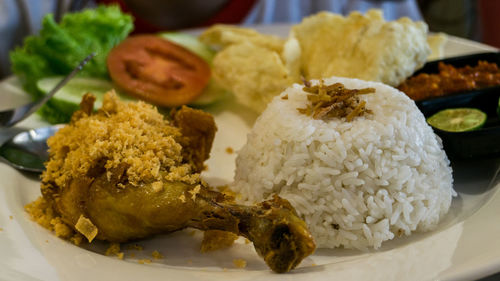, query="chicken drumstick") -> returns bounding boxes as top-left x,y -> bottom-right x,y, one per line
39,92 -> 315,273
